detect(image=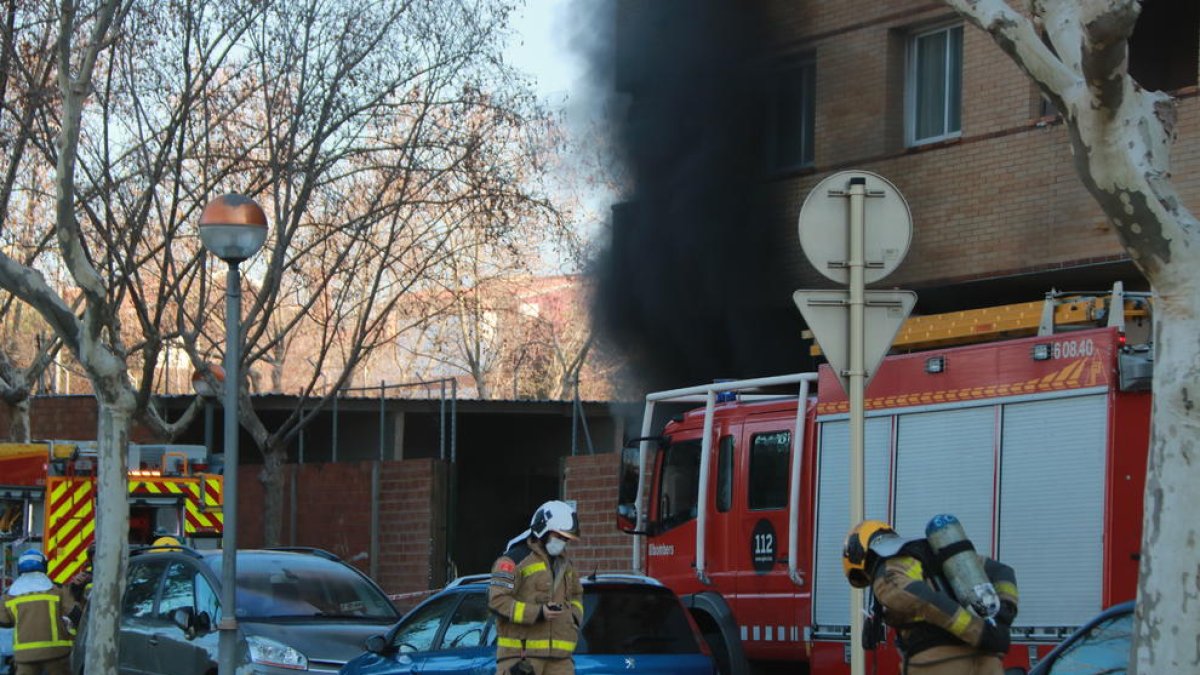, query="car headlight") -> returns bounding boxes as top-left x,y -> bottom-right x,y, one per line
246,635 -> 308,670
